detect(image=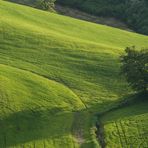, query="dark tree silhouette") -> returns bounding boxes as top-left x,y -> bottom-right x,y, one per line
121,46 -> 148,93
